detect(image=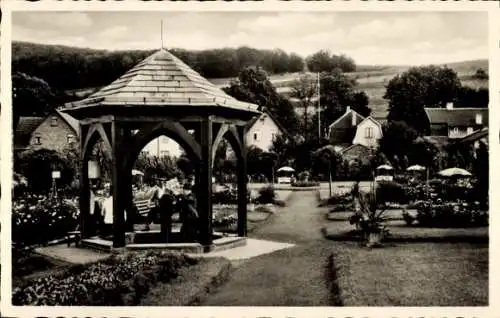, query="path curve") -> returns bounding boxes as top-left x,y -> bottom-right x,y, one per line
202,190 -> 336,306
